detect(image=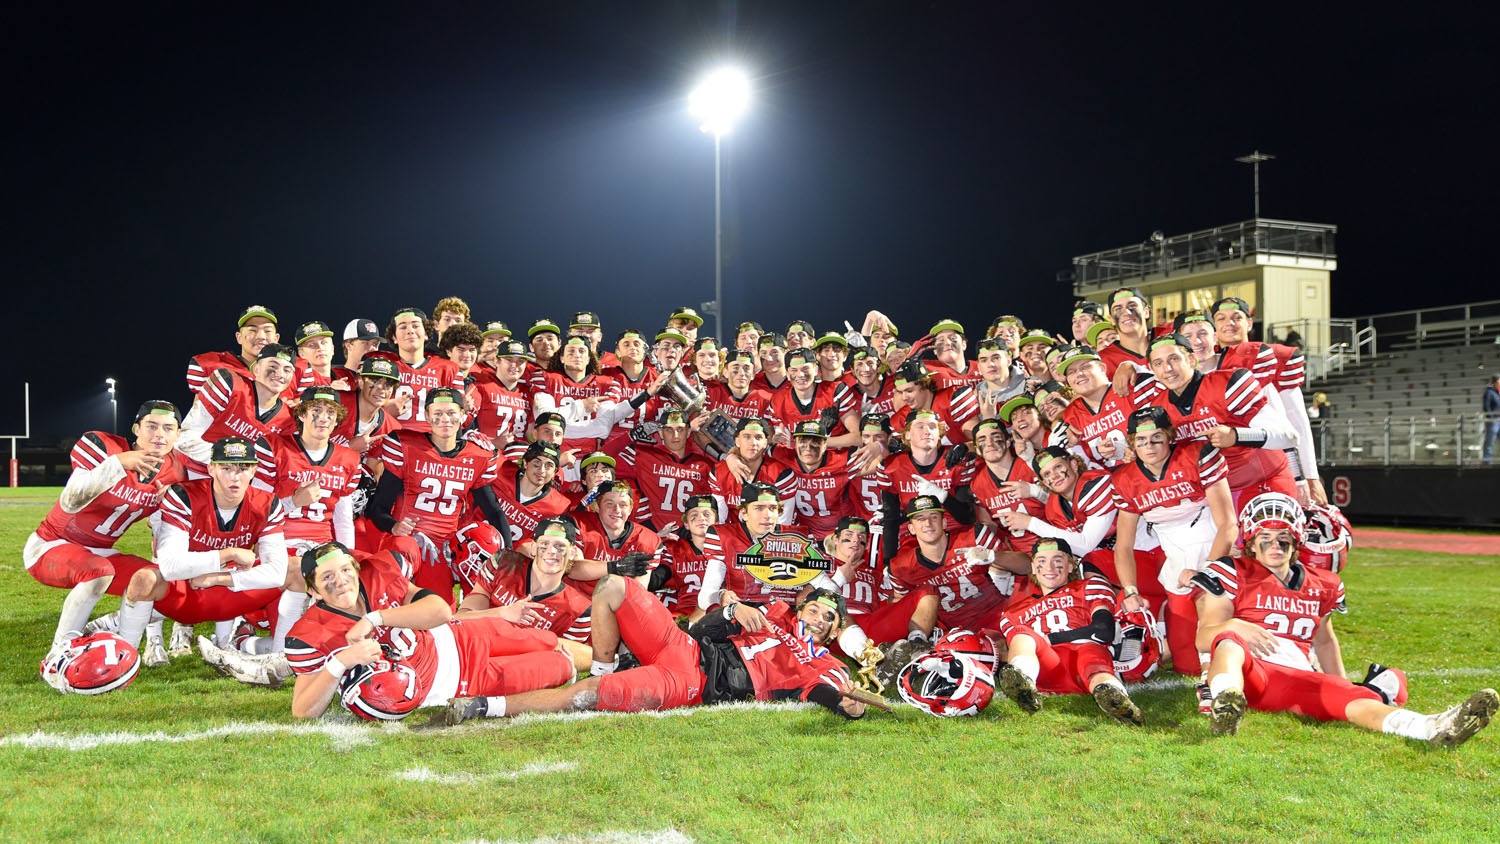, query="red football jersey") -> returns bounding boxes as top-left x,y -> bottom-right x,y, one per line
486,462 -> 573,546
703,381 -> 781,428
968,457 -> 1046,553
1109,442 -> 1227,524
1098,341 -> 1151,379
999,576 -> 1117,640
198,369 -> 295,451
656,529 -> 721,615
1221,341 -> 1305,393
852,375 -> 896,417
579,521 -> 663,578
617,444 -> 715,528
922,359 -> 983,391
471,558 -> 593,642
1060,380 -> 1154,467
159,479 -> 284,554
732,601 -> 852,701
876,446 -> 977,534
774,450 -> 860,537
1040,469 -> 1116,534
330,390 -> 401,456
1197,556 -> 1345,662
709,454 -> 792,514
378,431 -> 498,540
848,473 -> 885,526
715,521 -> 823,605
769,381 -> 857,435
285,550 -> 426,675
887,525 -> 1009,629
392,356 -> 464,433
266,433 -> 362,544
1149,369 -> 1290,492
529,370 -> 623,455
838,555 -> 886,617
36,433 -> 183,548
466,369 -> 530,442
186,351 -> 251,396
889,387 -> 979,446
